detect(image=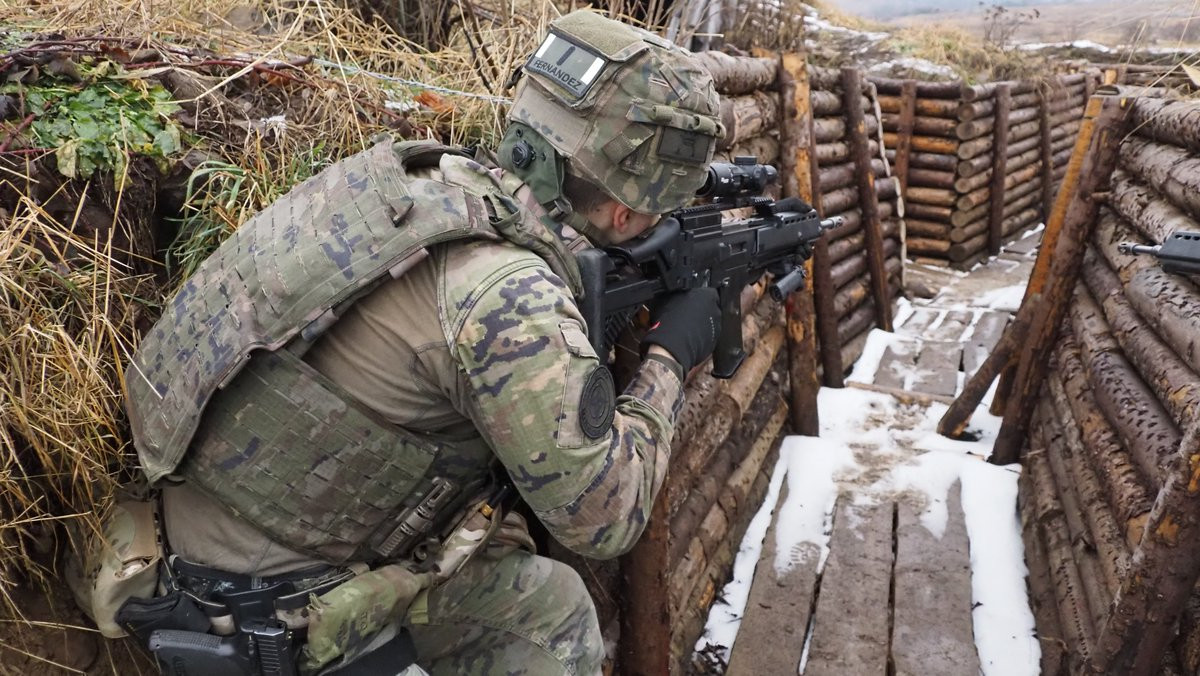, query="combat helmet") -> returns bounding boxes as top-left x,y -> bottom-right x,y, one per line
498,10 -> 724,224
